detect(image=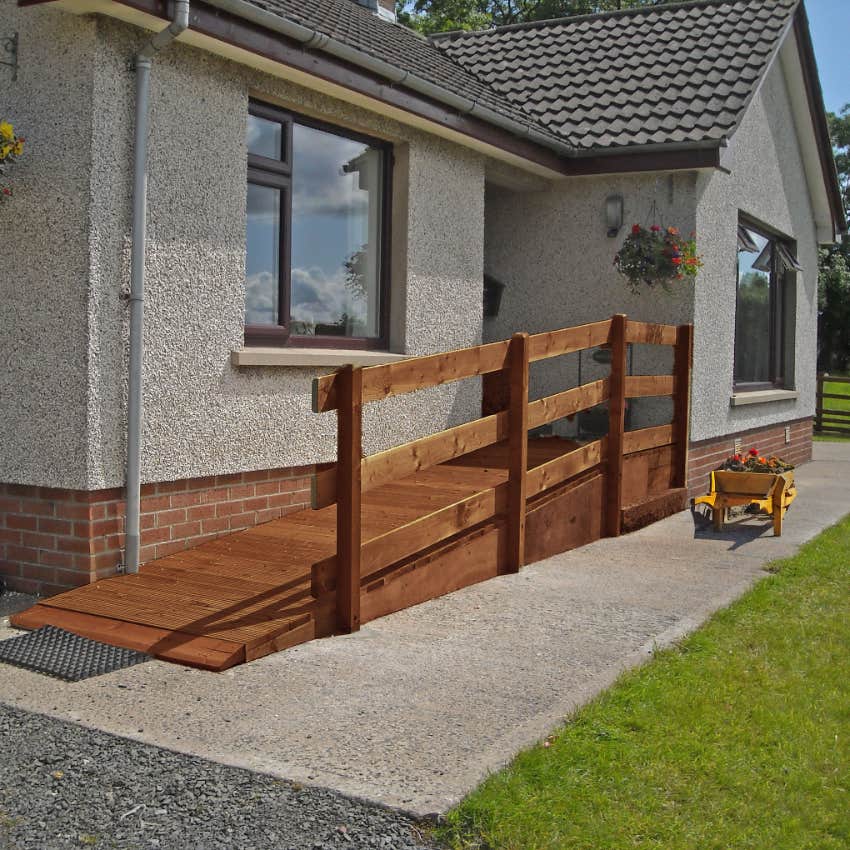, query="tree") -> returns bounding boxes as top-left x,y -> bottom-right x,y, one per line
396,0 -> 667,34
818,245 -> 850,372
827,106 -> 850,217
819,104 -> 850,373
